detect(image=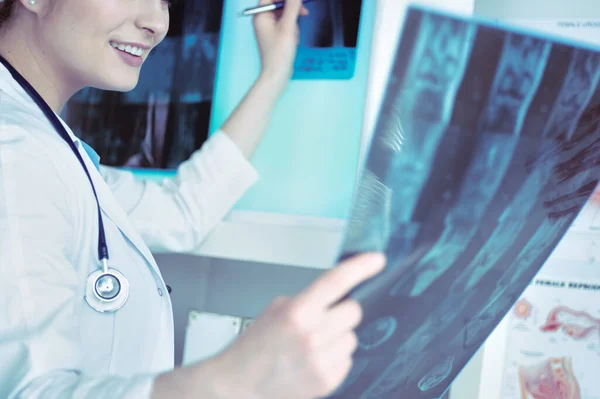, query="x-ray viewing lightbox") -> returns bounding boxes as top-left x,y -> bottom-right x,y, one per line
62,0 -> 375,220
210,0 -> 376,218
